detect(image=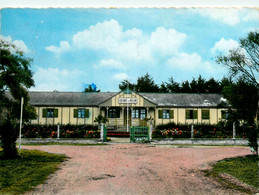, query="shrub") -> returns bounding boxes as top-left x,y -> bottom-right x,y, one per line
22,124 -> 99,138
153,122 -> 236,139
0,118 -> 19,159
